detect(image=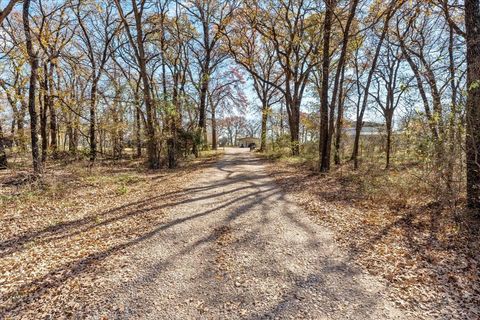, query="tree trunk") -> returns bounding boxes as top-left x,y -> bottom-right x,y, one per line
447,25 -> 458,189
23,0 -> 42,174
40,69 -> 48,162
198,65 -> 210,144
168,80 -> 179,169
319,0 -> 334,172
115,0 -> 159,168
16,102 -> 26,151
167,109 -> 177,168
334,67 -> 346,165
10,118 -> 15,137
49,105 -> 57,156
135,103 -> 142,158
67,121 -> 75,155
465,0 -> 480,209
280,102 -> 285,136
385,114 -> 393,169
137,47 -> 158,168
0,122 -> 7,169
352,120 -> 362,169
137,38 -> 158,165
331,0 -> 358,166
289,102 -> 300,156
89,78 -> 97,162
211,106 -> 217,150
48,62 -> 57,157
260,101 -> 268,152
